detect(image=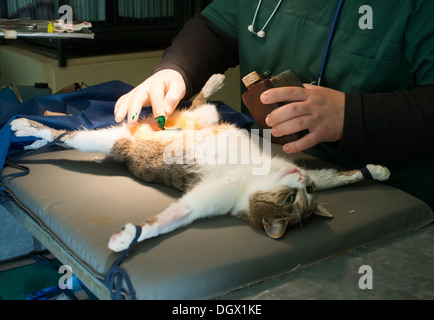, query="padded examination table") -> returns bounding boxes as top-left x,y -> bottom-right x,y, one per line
1,144 -> 432,300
